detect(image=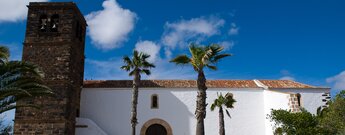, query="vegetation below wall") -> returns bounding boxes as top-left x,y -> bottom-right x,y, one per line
269,90 -> 345,135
